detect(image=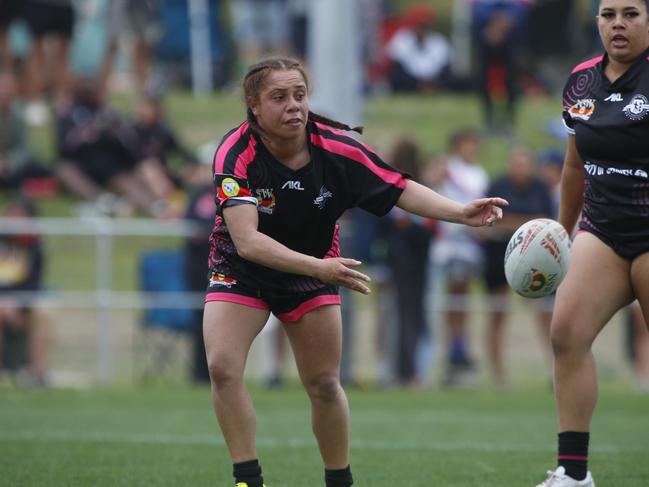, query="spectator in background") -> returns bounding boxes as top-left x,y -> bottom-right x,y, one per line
0,0 -> 22,73
0,74 -> 51,192
538,148 -> 564,217
21,0 -> 76,125
385,4 -> 450,93
432,128 -> 488,387
0,197 -> 49,387
55,78 -> 171,218
287,0 -> 309,60
101,0 -> 163,95
385,137 -> 436,387
480,145 -> 555,388
229,0 -> 290,76
184,141 -> 218,383
472,0 -> 530,134
131,94 -> 196,213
